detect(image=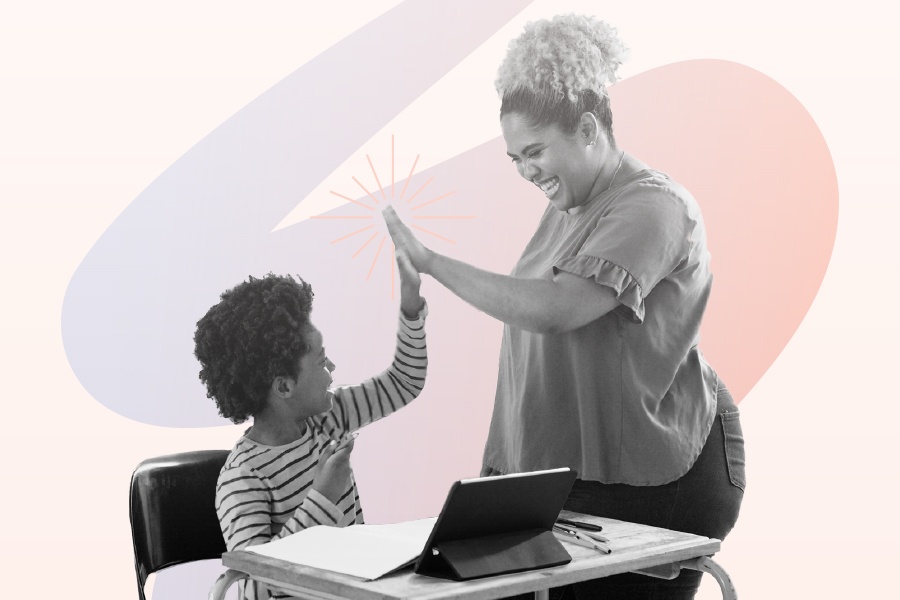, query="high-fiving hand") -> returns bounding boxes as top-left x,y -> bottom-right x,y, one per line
382,206 -> 432,274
